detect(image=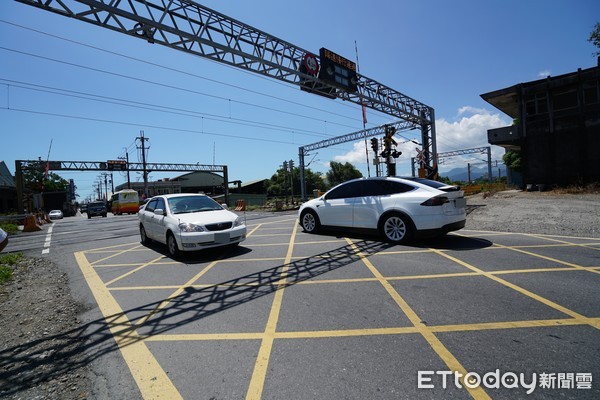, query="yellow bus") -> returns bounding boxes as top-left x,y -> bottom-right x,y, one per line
111,189 -> 140,215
